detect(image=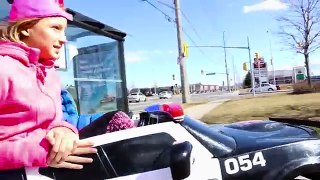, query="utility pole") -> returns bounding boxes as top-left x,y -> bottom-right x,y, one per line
232,56 -> 236,90
223,31 -> 231,92
247,36 -> 255,96
267,30 -> 276,85
174,0 -> 190,103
